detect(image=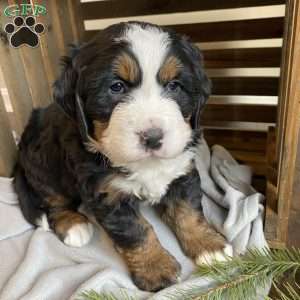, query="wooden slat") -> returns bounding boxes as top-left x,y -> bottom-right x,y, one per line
204,121 -> 273,132
265,204 -> 279,243
6,0 -> 52,108
275,0 -> 300,247
7,112 -> 17,132
211,77 -> 279,95
67,0 -> 85,43
34,0 -> 80,88
208,95 -> 278,106
236,148 -> 266,161
287,133 -> 300,247
17,47 -> 52,107
0,93 -> 17,177
202,105 -> 277,123
204,129 -> 267,152
203,48 -> 282,68
53,1 -> 75,49
266,126 -> 278,185
0,1 -> 33,135
168,18 -> 285,42
84,17 -> 285,42
266,181 -> 278,212
81,0 -> 285,20
33,0 -> 62,87
206,68 -> 280,78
